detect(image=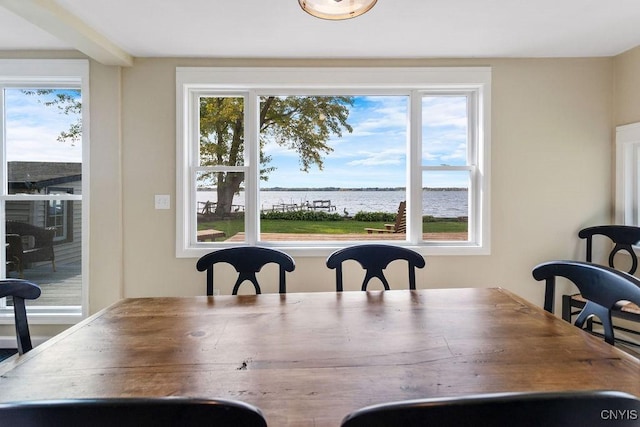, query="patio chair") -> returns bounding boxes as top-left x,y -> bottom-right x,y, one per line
5,221 -> 56,275
365,201 -> 406,234
340,390 -> 640,427
0,279 -> 41,354
532,260 -> 640,345
326,244 -> 425,291
0,397 -> 267,427
561,225 -> 640,346
196,246 -> 295,295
